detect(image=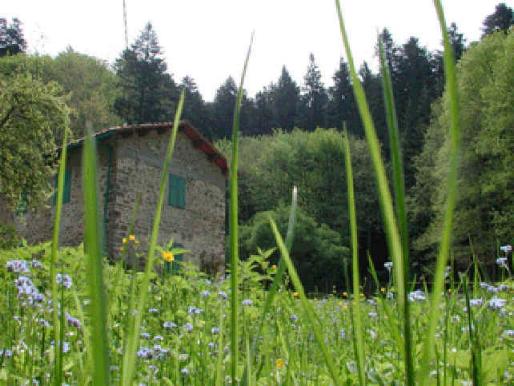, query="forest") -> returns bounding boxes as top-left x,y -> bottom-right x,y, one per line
0,3 -> 512,289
